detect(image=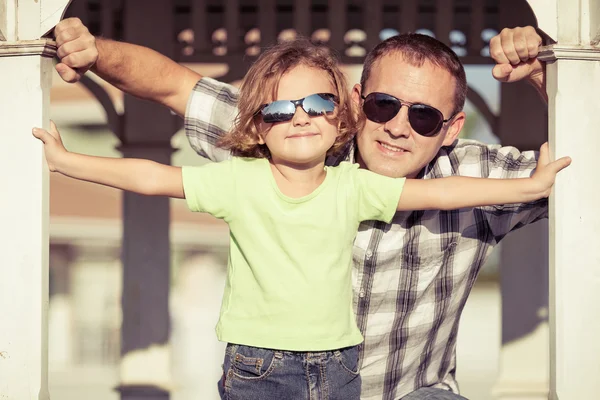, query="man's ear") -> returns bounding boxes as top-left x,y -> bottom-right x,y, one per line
442,111 -> 466,146
351,84 -> 363,120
